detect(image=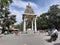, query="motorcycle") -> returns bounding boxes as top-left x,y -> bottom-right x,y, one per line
49,33 -> 58,42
